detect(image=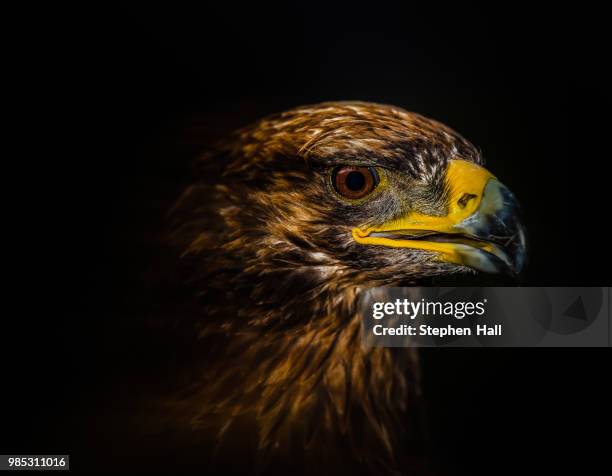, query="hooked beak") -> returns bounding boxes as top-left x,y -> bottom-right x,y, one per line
352,160 -> 527,276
